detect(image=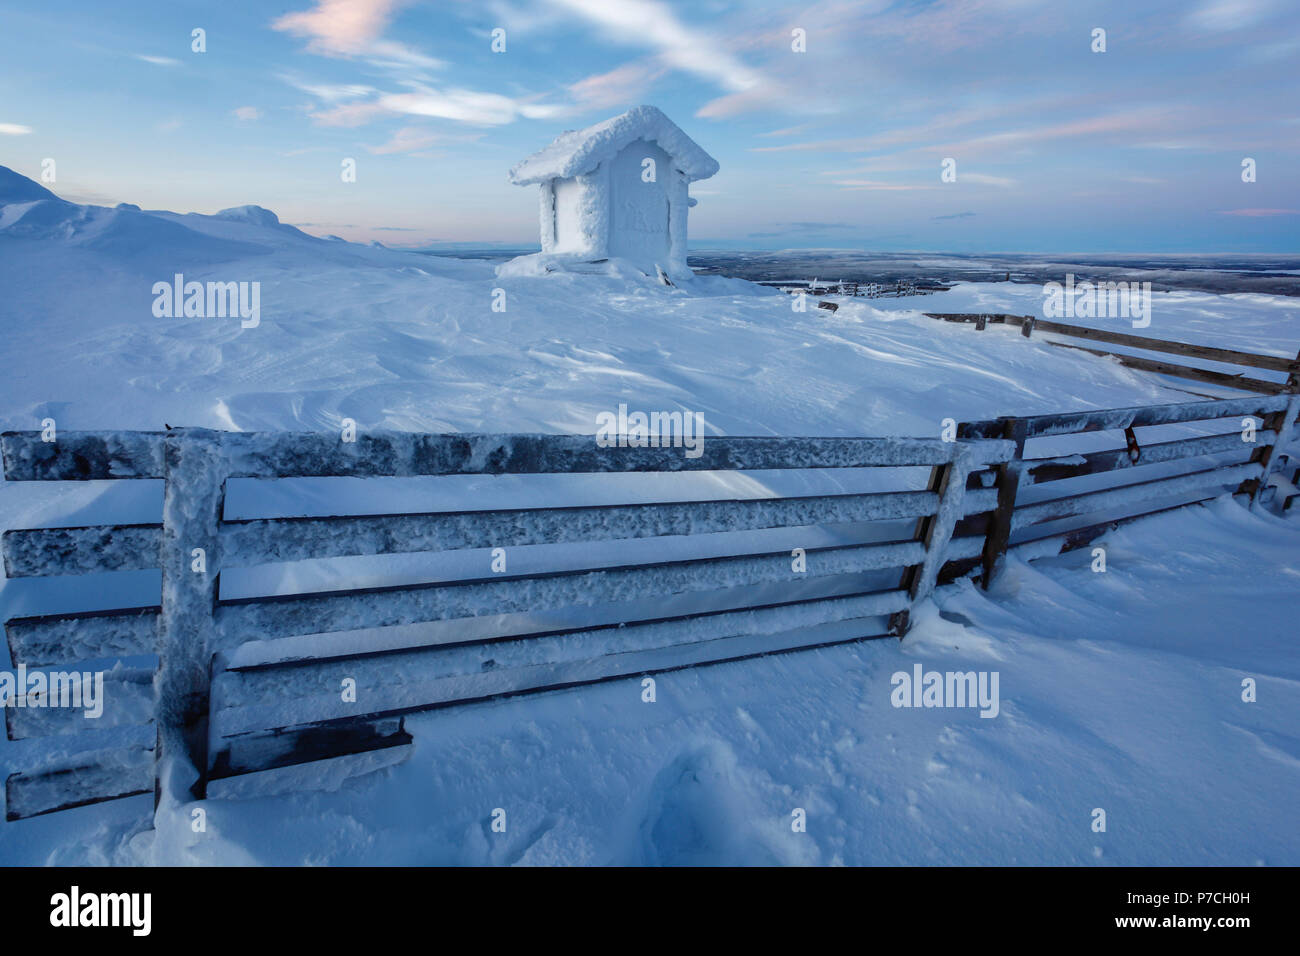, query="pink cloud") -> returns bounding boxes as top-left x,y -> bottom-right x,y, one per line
273,0 -> 405,56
